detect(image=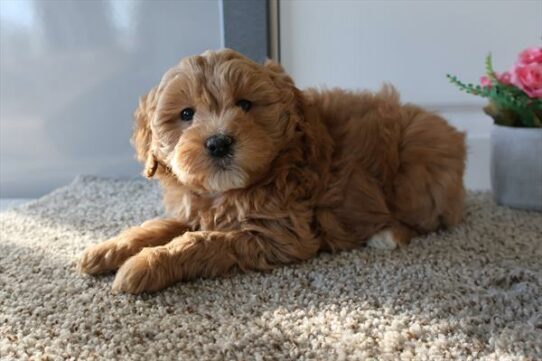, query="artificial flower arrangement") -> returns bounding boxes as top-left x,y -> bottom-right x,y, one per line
447,47 -> 542,128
